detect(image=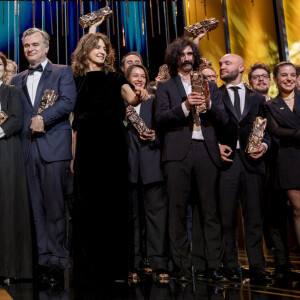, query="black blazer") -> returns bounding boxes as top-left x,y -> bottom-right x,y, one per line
263,90 -> 300,188
127,97 -> 164,185
155,75 -> 228,168
218,84 -> 270,175
0,84 -> 23,137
